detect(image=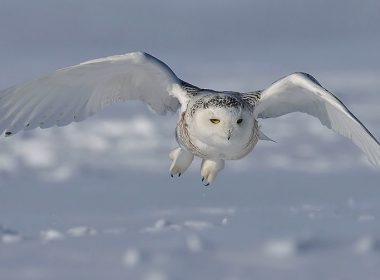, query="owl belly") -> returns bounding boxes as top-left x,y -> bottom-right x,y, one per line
176,121 -> 259,160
